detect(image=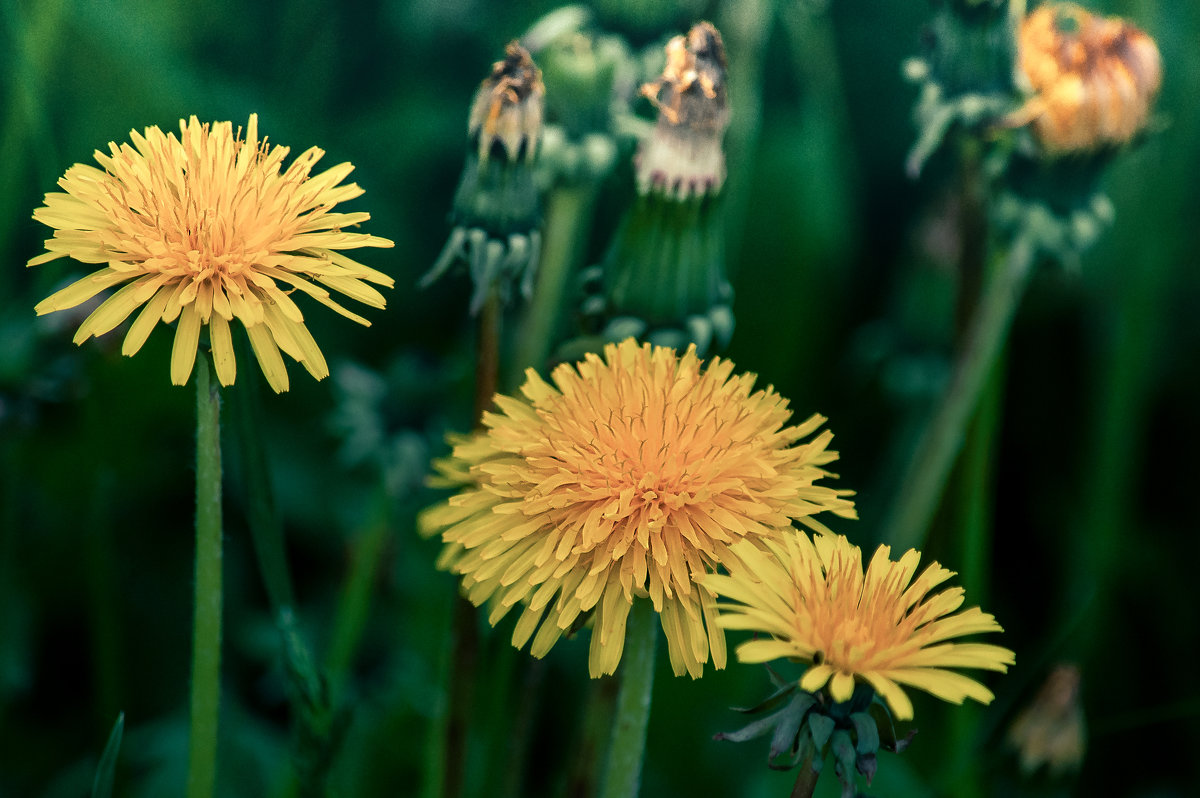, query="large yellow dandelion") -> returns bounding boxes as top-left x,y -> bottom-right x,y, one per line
28,114 -> 394,392
702,532 -> 1014,720
419,339 -> 857,678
